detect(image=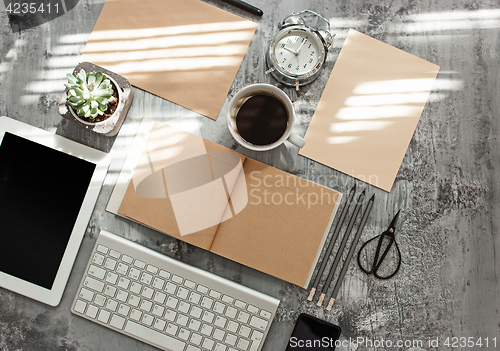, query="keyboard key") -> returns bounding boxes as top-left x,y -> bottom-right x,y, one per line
237,338 -> 250,350
166,323 -> 179,336
164,309 -> 177,322
140,299 -> 152,312
152,277 -> 165,290
104,285 -> 117,297
202,338 -> 215,350
222,295 -> 234,304
79,287 -> 94,301
74,299 -> 87,314
215,343 -> 228,351
188,292 -> 202,305
225,333 -> 237,346
250,330 -> 264,351
153,318 -> 166,331
239,325 -> 251,338
187,346 -> 201,351
125,320 -> 185,351
178,328 -> 190,341
201,324 -> 213,336
172,274 -> 183,284
134,260 -> 146,269
213,302 -> 226,314
96,244 -> 108,254
117,304 -> 130,316
209,290 -> 222,299
227,320 -> 239,333
130,282 -> 142,295
237,311 -> 250,324
159,269 -> 171,280
190,333 -> 203,345
177,287 -> 189,300
196,285 -> 209,294
117,290 -> 130,303
88,265 -> 106,279
98,309 -> 111,324
153,291 -> 166,304
84,276 -> 104,292
140,272 -> 153,285
104,258 -> 117,271
116,263 -> 129,275
225,306 -> 238,319
202,311 -> 215,324
152,304 -> 165,317
188,319 -> 201,332
118,277 -> 130,289
213,328 -> 225,341
92,253 -> 105,266
128,294 -> 140,307
109,249 -> 120,258
142,286 -> 154,299
105,272 -> 118,285
85,304 -> 98,319
146,264 -> 158,274
234,300 -> 246,309
121,255 -> 133,264
190,306 -> 203,319
247,305 -> 259,314
201,297 -> 214,309
249,316 -> 268,331
129,267 -> 141,280
177,313 -> 189,326
110,314 -> 125,329
94,294 -> 106,307
184,280 -> 196,289
106,299 -> 118,312
259,310 -> 272,319
166,296 -> 179,309
214,316 -> 227,328
165,282 -> 177,294
178,301 -> 190,314
130,309 -> 142,321
142,313 -> 154,326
